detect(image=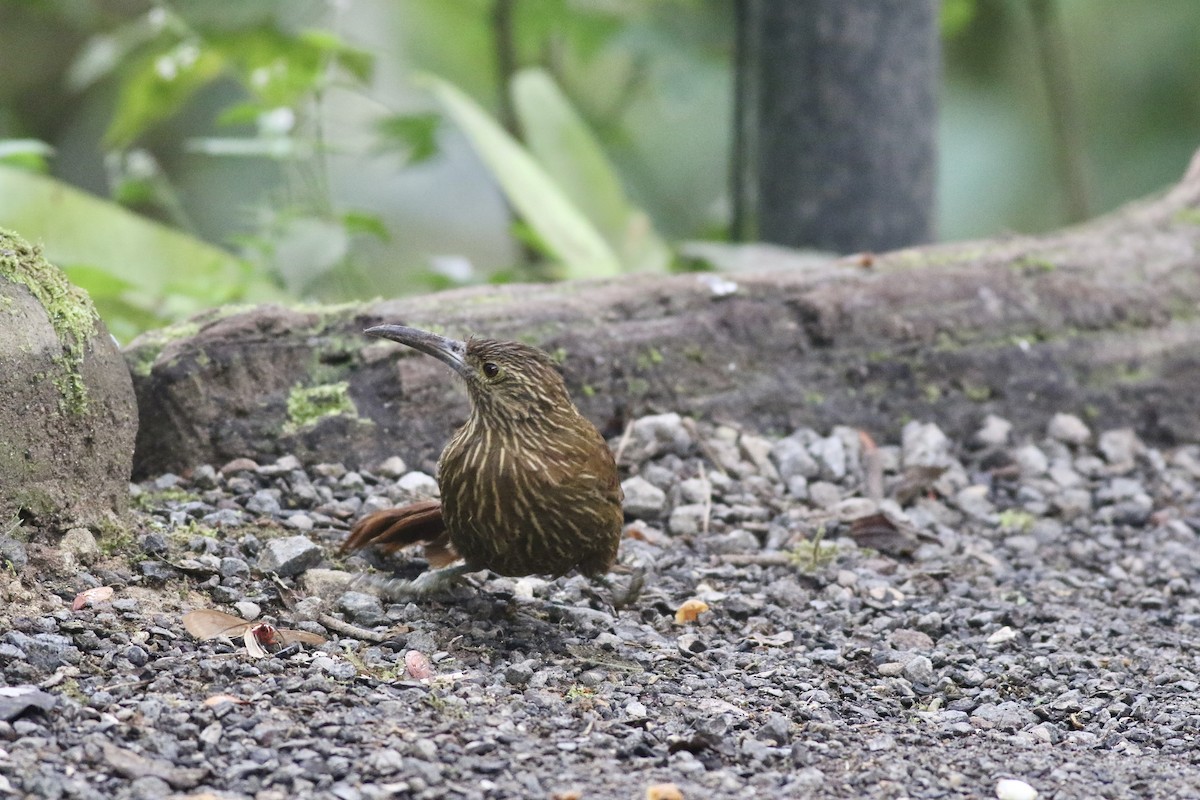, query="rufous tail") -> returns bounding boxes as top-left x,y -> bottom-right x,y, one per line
340,499 -> 458,568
